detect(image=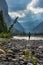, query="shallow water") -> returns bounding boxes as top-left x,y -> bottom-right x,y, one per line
13,36 -> 43,40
